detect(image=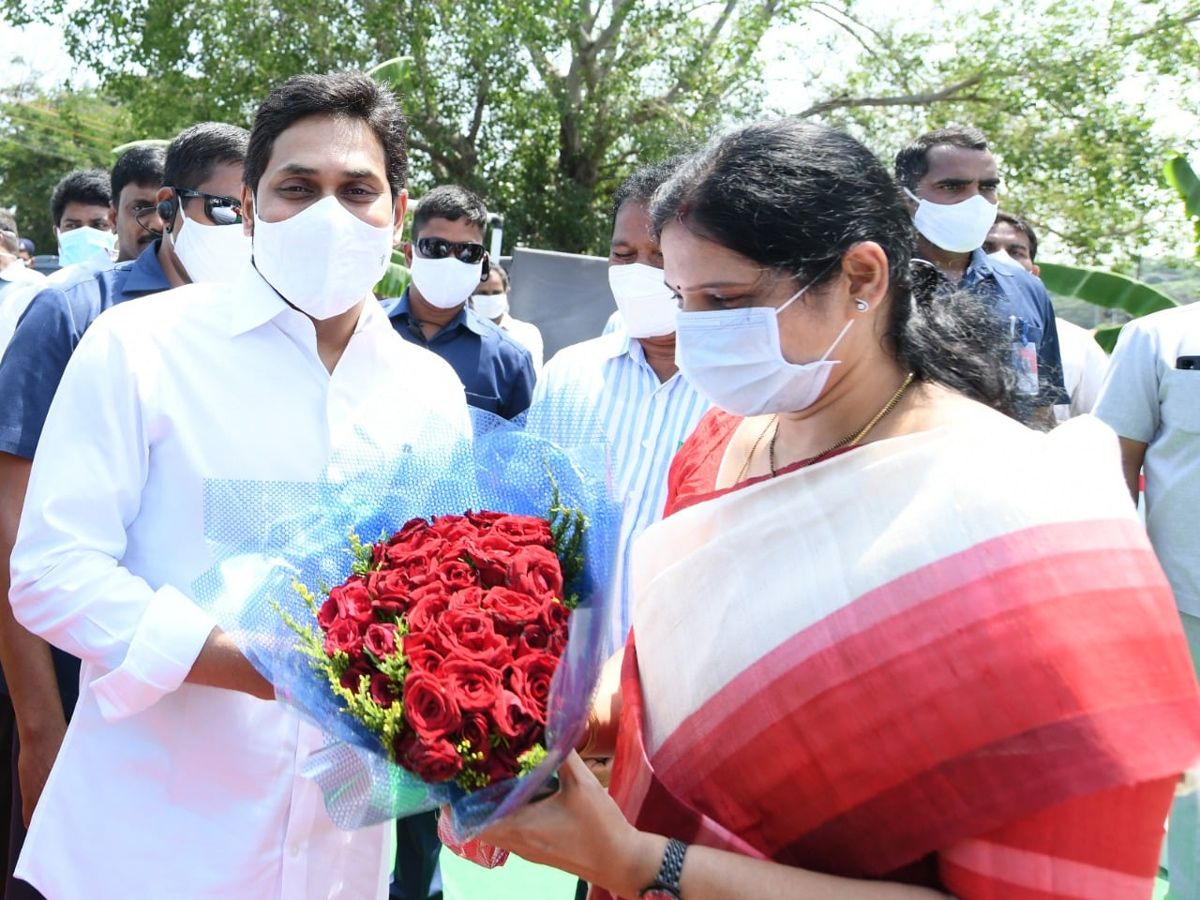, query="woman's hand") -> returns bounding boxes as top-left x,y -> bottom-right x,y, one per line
479,751 -> 666,898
